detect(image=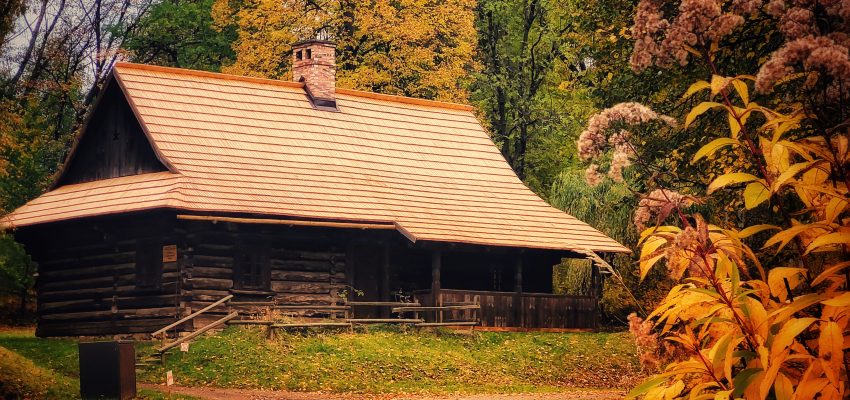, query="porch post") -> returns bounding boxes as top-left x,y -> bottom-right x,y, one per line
431,249 -> 442,322
514,254 -> 523,327
381,244 -> 391,318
